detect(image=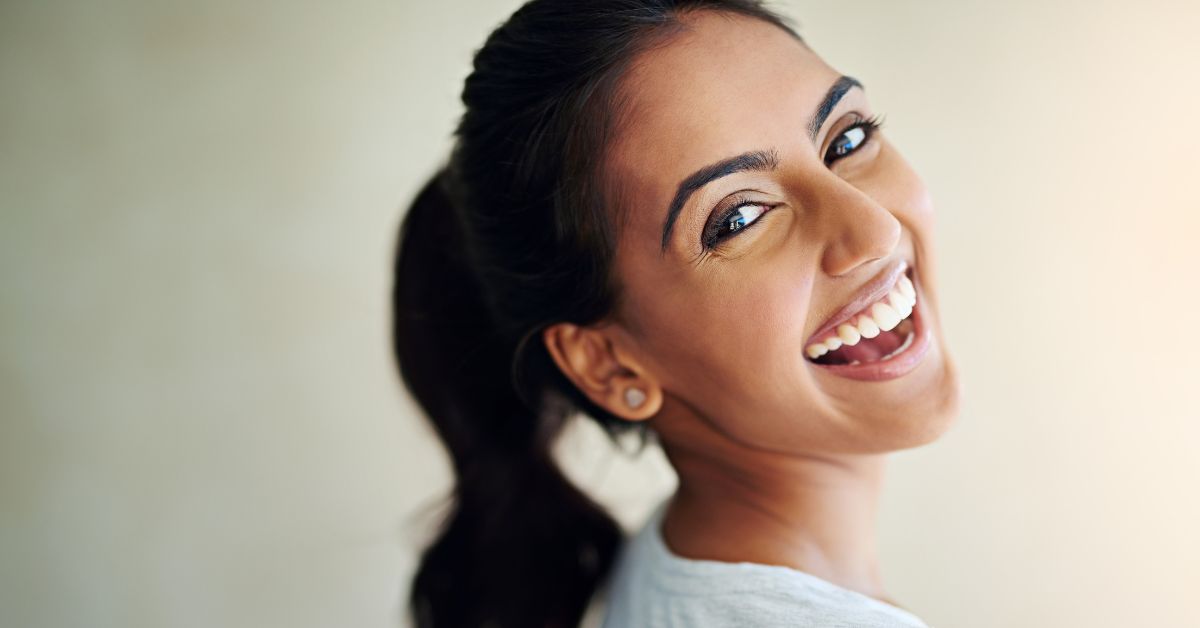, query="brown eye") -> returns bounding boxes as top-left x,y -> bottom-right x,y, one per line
716,202 -> 767,239
828,127 -> 866,160
823,114 -> 884,166
702,198 -> 772,249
